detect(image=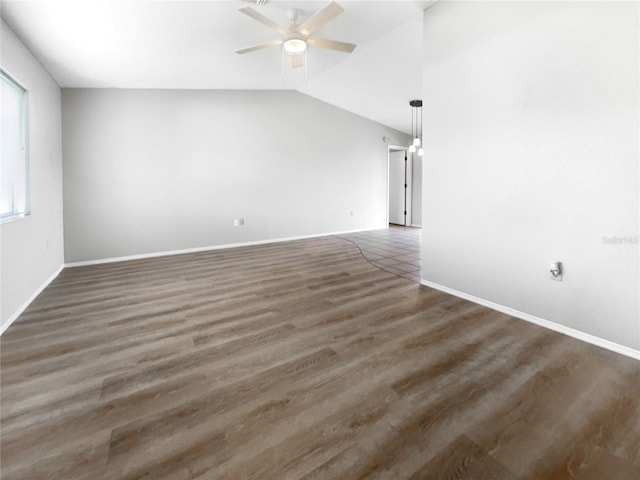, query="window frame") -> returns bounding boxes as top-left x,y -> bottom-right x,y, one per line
0,67 -> 30,224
